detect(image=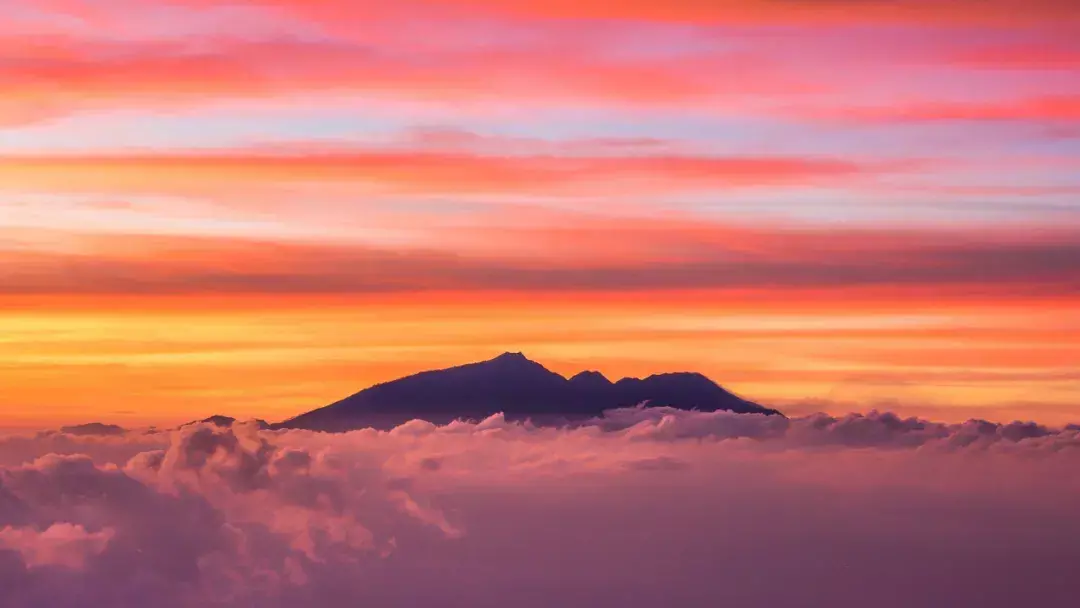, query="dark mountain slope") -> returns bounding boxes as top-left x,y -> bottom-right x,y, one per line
278,352 -> 781,432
